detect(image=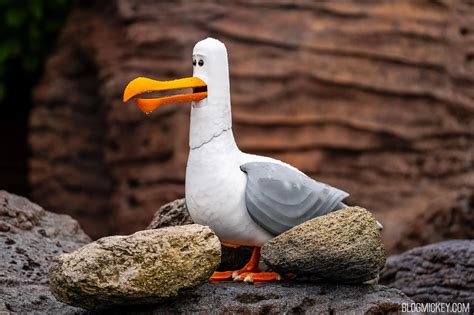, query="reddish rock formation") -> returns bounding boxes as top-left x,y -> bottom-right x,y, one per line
30,1 -> 474,253
394,189 -> 474,252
